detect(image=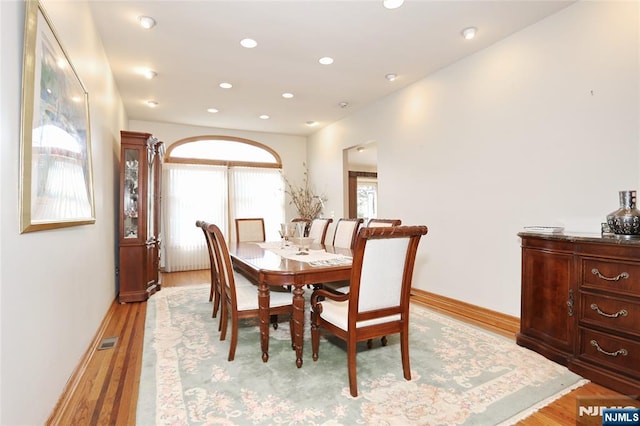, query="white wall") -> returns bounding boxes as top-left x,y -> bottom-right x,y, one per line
0,1 -> 127,424
129,120 -> 308,221
0,0 -> 636,422
308,1 -> 640,317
